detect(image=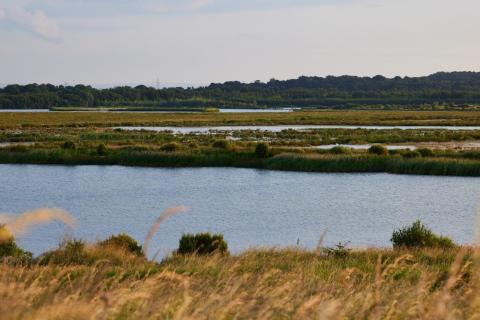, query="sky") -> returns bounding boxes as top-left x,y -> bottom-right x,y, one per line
0,0 -> 479,87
